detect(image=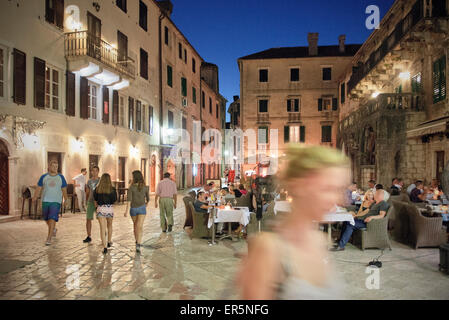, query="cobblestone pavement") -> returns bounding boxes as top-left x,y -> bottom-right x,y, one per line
0,195 -> 449,300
